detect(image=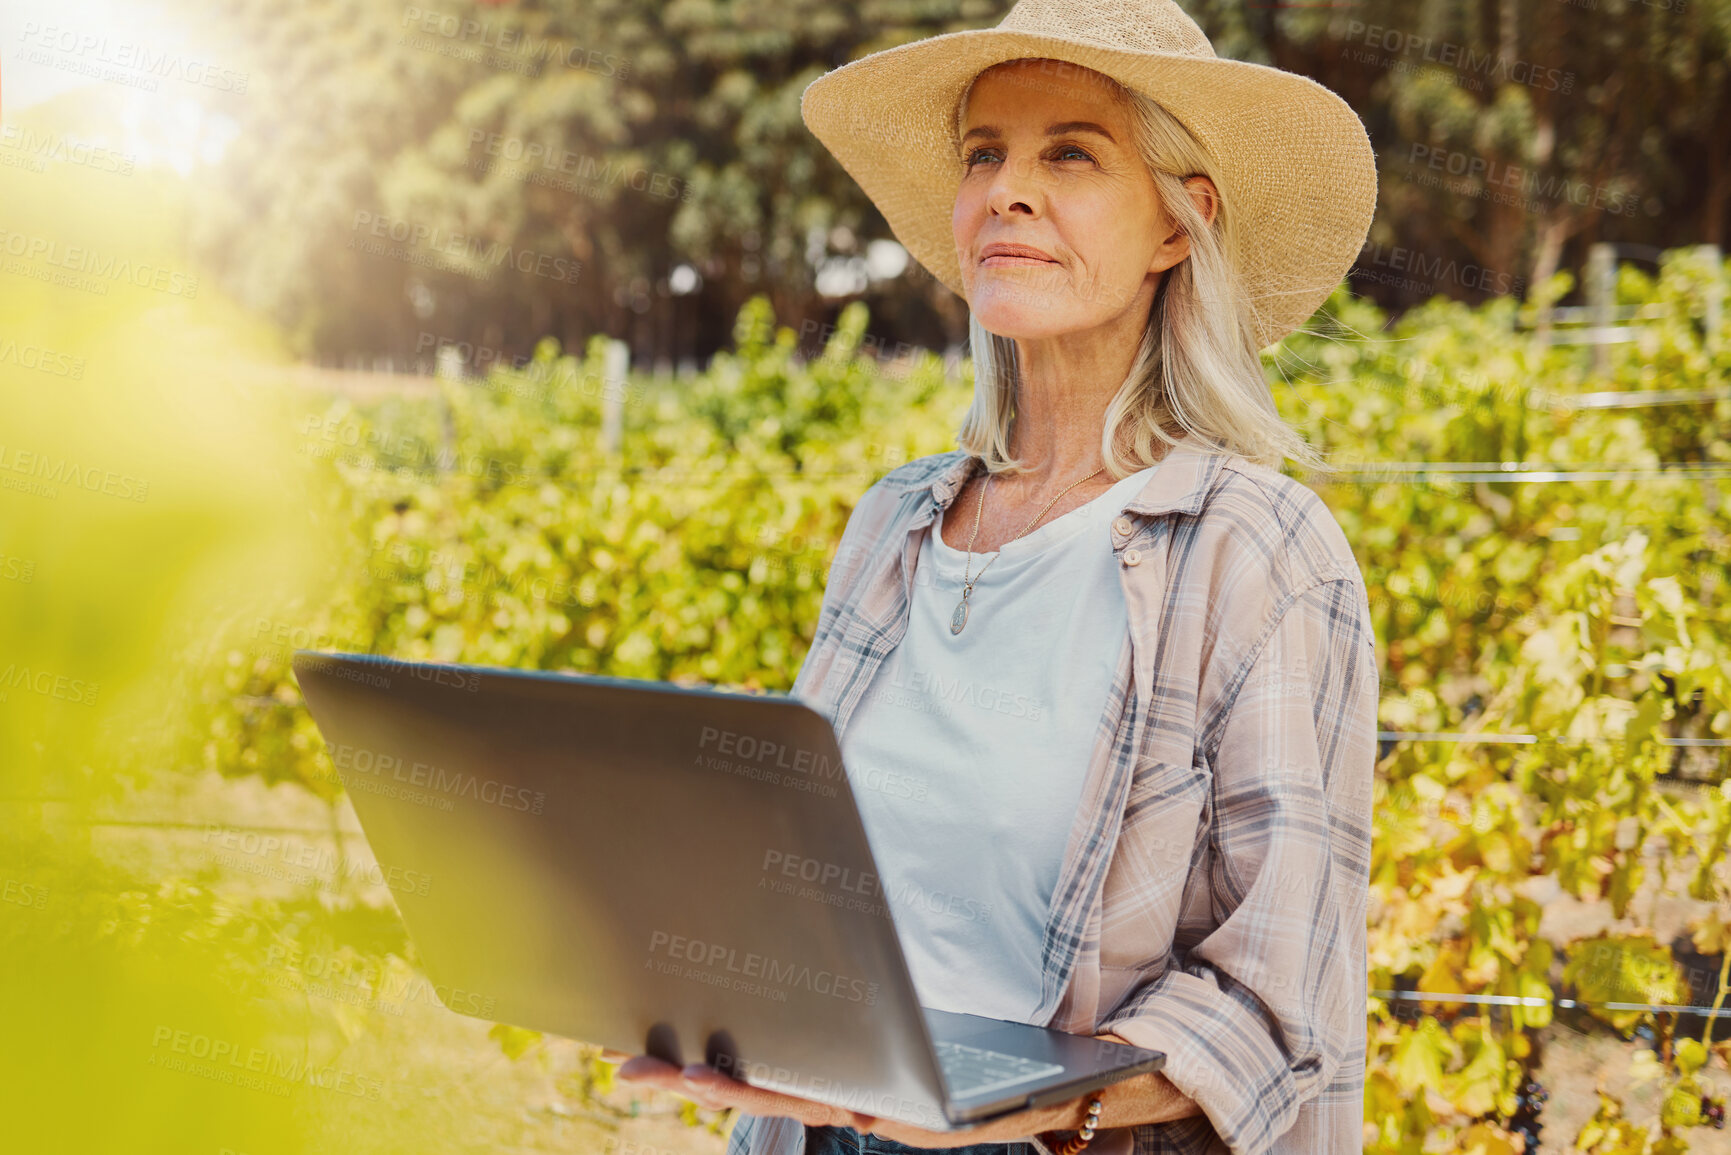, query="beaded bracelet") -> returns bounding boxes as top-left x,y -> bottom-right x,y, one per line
1050,1096 -> 1104,1155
